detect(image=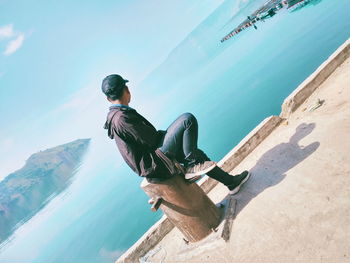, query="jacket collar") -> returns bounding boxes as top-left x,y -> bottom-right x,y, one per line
109,104 -> 135,111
